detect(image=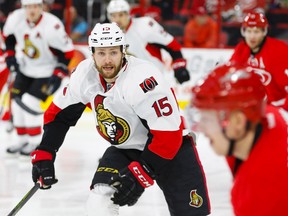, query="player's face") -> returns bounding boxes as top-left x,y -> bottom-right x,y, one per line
24,4 -> 43,23
93,46 -> 124,81
109,12 -> 130,30
196,110 -> 230,155
243,27 -> 266,52
197,109 -> 248,156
